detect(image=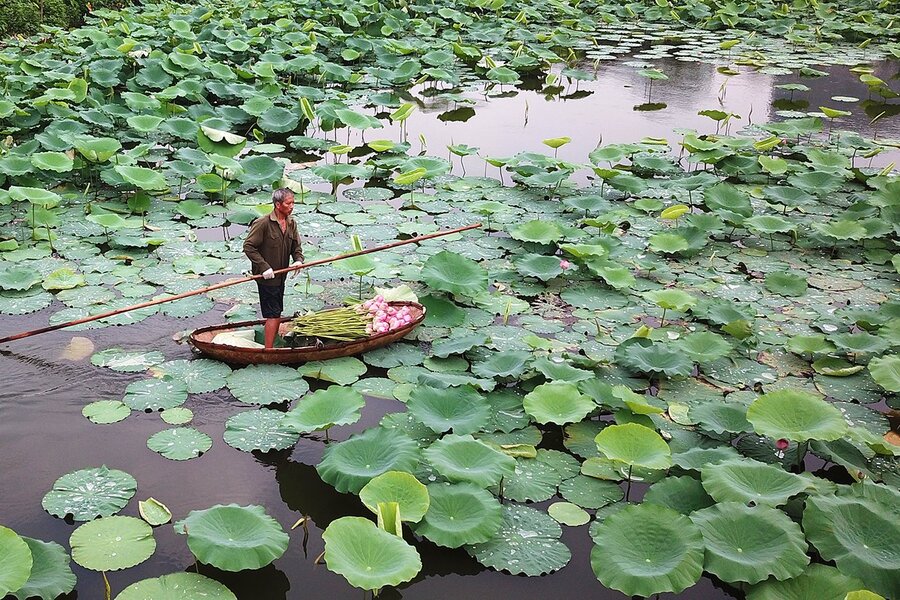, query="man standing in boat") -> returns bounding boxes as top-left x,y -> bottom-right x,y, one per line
243,188 -> 304,348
